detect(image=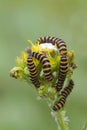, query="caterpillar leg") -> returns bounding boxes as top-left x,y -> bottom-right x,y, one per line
32,52 -> 53,81
53,79 -> 74,111
26,48 -> 40,88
